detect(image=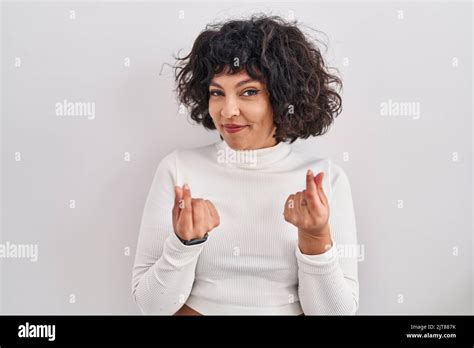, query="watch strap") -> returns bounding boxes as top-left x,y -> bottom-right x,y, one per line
175,232 -> 209,246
